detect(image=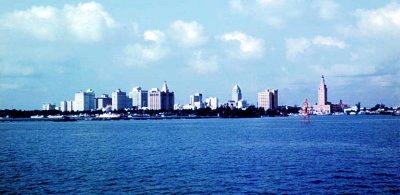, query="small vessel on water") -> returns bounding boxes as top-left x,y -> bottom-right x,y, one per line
97,113 -> 121,119
30,115 -> 44,119
47,115 -> 63,119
